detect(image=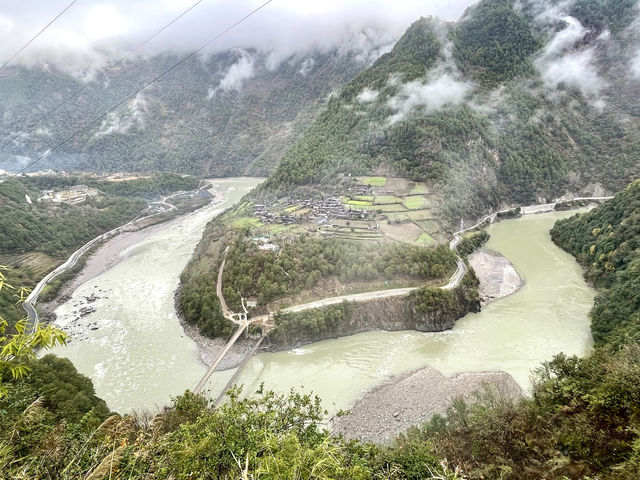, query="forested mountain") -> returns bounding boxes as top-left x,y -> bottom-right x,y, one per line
0,48 -> 376,176
264,0 -> 640,222
552,179 -> 640,347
